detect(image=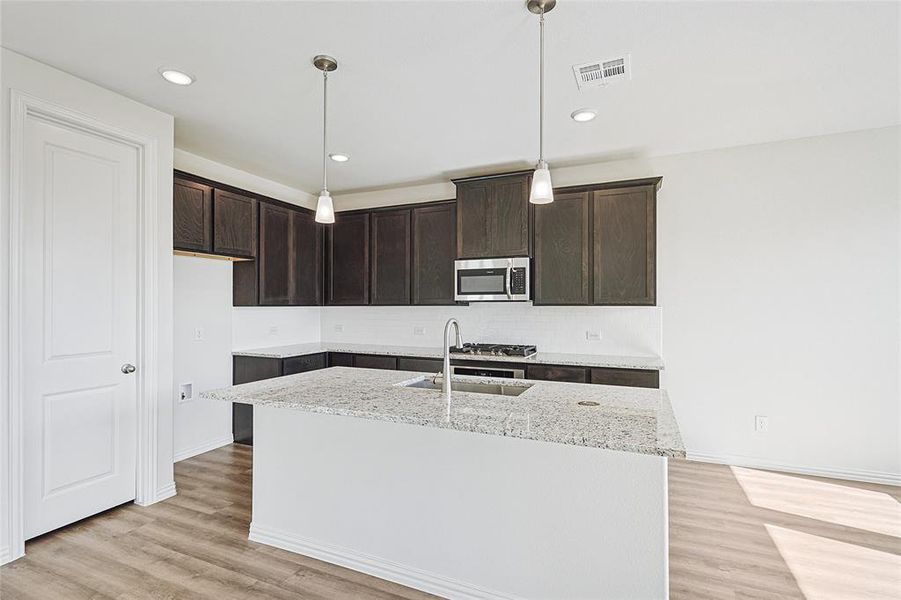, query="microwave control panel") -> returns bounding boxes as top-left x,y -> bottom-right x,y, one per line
511,267 -> 527,294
